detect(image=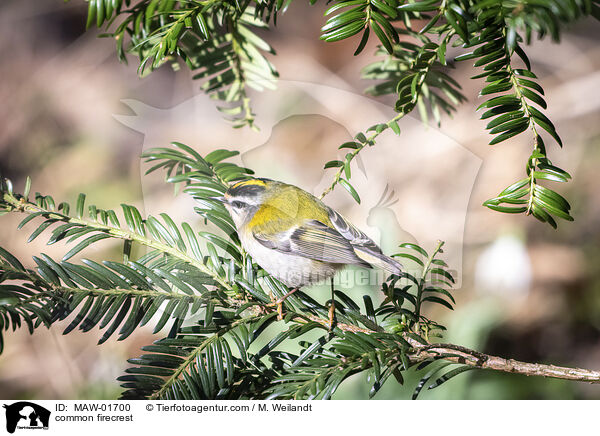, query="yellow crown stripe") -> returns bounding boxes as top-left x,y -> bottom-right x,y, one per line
231,179 -> 267,189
